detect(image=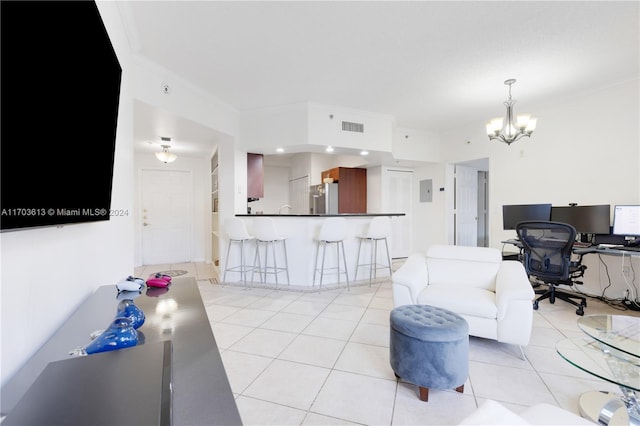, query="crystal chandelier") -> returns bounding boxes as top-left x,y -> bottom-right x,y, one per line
486,79 -> 537,145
